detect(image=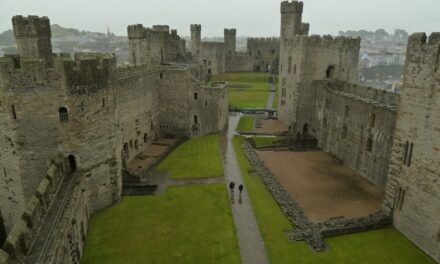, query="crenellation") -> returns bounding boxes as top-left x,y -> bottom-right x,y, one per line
281,1 -> 303,14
